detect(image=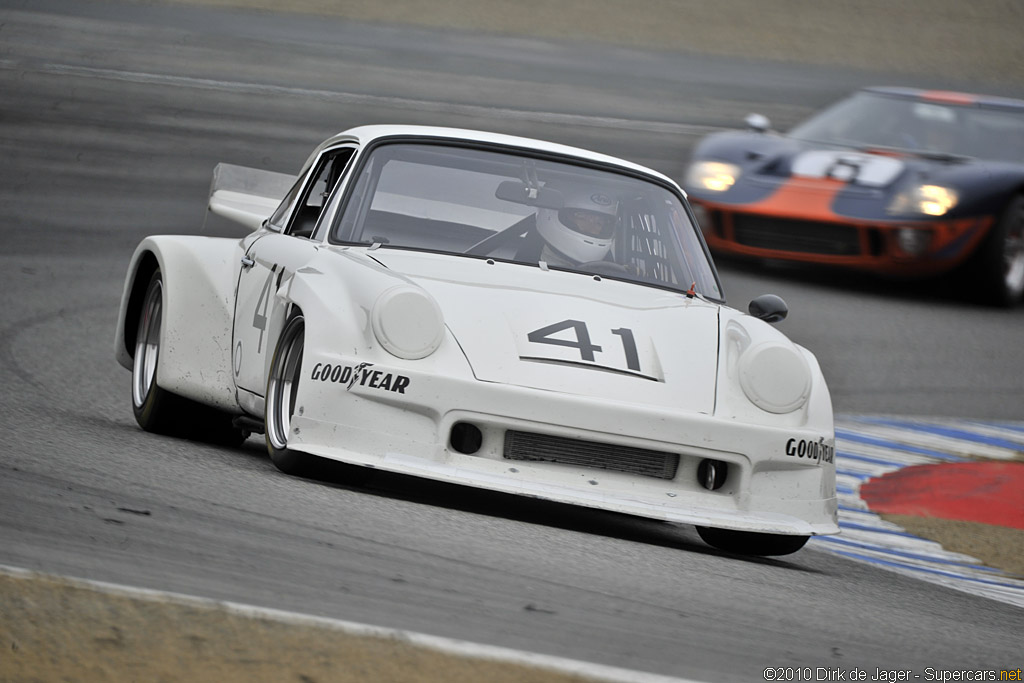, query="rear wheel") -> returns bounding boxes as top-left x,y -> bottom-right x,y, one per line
696,526 -> 810,556
133,270 -> 197,436
265,314 -> 320,475
974,194 -> 1024,307
131,269 -> 246,446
